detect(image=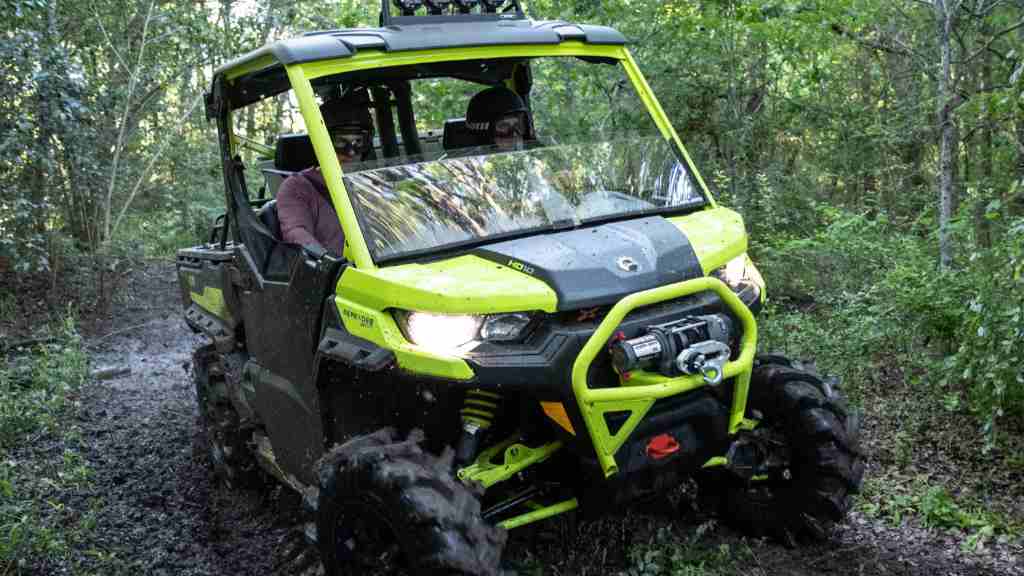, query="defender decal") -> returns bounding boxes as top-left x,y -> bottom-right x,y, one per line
340,307 -> 375,330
